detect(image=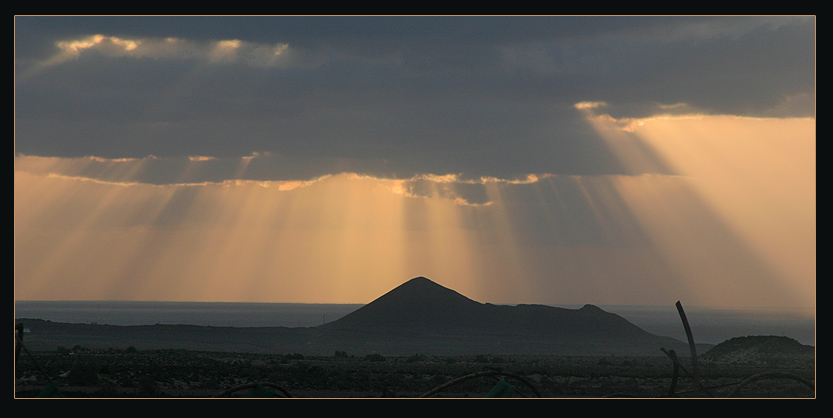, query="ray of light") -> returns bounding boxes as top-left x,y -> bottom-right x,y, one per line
15,169 -> 180,300
470,179 -> 538,302
579,105 -> 815,310
15,162 -> 492,303
415,180 -> 482,299
14,109 -> 815,312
